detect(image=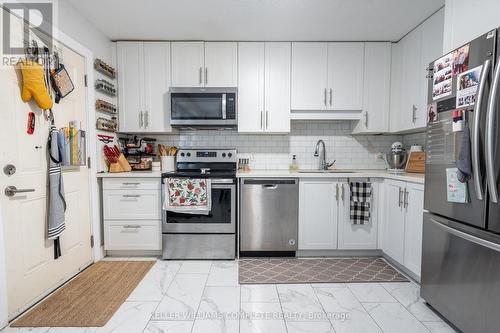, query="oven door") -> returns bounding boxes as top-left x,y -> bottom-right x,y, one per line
170,88 -> 237,127
163,179 -> 236,233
